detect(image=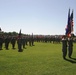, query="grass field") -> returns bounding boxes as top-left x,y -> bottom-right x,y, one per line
0,42 -> 76,75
